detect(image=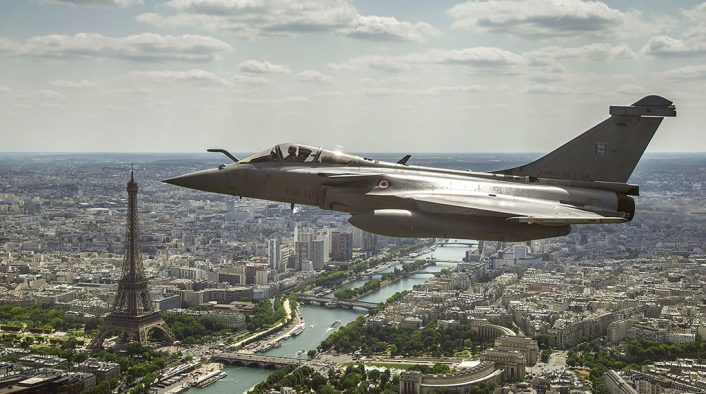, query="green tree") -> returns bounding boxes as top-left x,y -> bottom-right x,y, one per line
541,349 -> 552,363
